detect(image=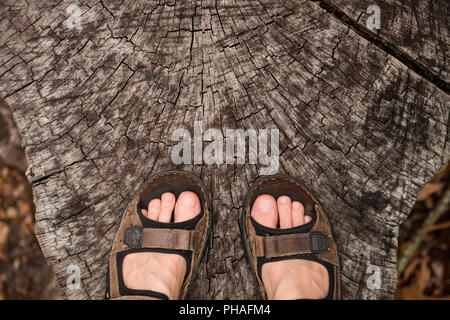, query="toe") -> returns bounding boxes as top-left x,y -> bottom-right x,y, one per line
304,215 -> 312,224
158,192 -> 176,223
277,196 -> 293,228
291,201 -> 304,227
174,191 -> 201,222
142,198 -> 161,221
251,194 -> 278,228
